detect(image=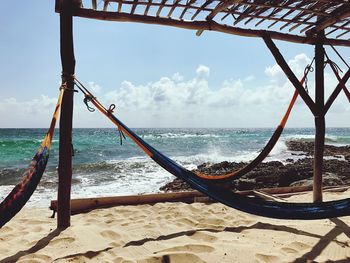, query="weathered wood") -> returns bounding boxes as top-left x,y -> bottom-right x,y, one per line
167,0 -> 181,18
56,1 -> 350,43
70,9 -> 350,47
50,191 -> 208,214
306,7 -> 350,36
207,0 -> 244,21
57,0 -> 77,229
92,0 -> 97,10
313,31 -> 325,203
238,185 -> 315,196
50,185 -> 350,215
